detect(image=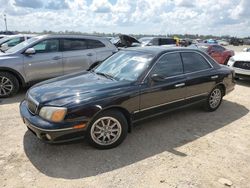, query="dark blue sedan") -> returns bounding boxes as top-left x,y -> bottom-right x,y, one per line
20,47 -> 235,149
